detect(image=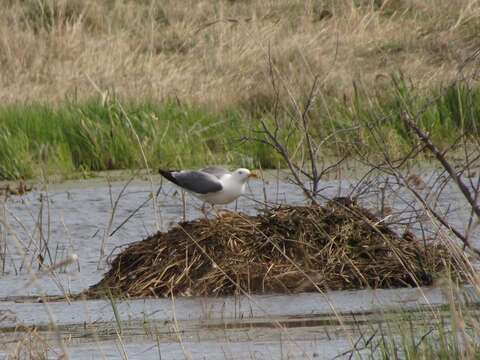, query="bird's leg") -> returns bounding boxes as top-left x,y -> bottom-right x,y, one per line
211,204 -> 221,218
201,202 -> 210,220
200,203 -> 222,219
